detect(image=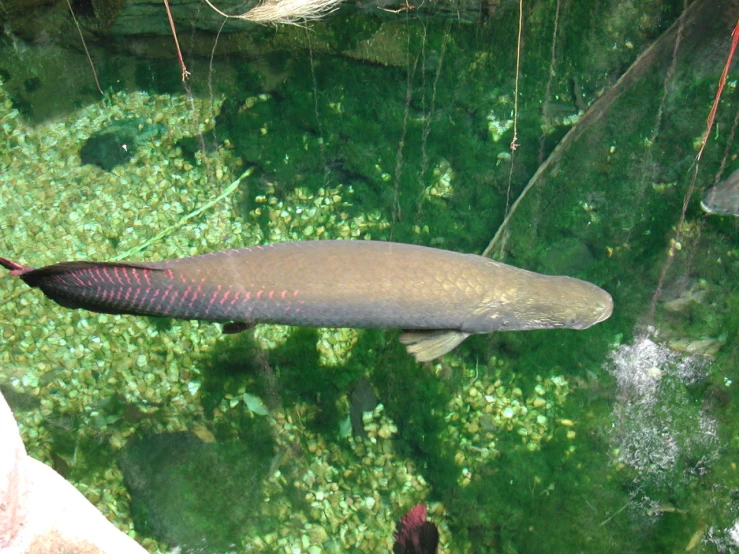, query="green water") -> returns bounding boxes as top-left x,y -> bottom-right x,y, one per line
0,0 -> 738,552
